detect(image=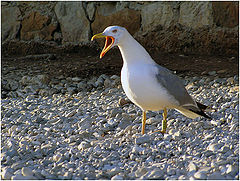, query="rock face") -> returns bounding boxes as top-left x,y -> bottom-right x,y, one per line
1,6 -> 21,41
179,2 -> 213,29
54,2 -> 90,43
141,2 -> 175,31
212,2 -> 239,28
1,1 -> 239,56
92,4 -> 141,35
21,11 -> 57,41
